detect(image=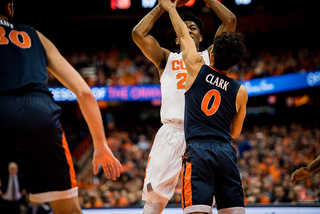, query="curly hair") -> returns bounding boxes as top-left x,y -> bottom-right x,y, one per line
180,12 -> 204,33
212,31 -> 246,71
